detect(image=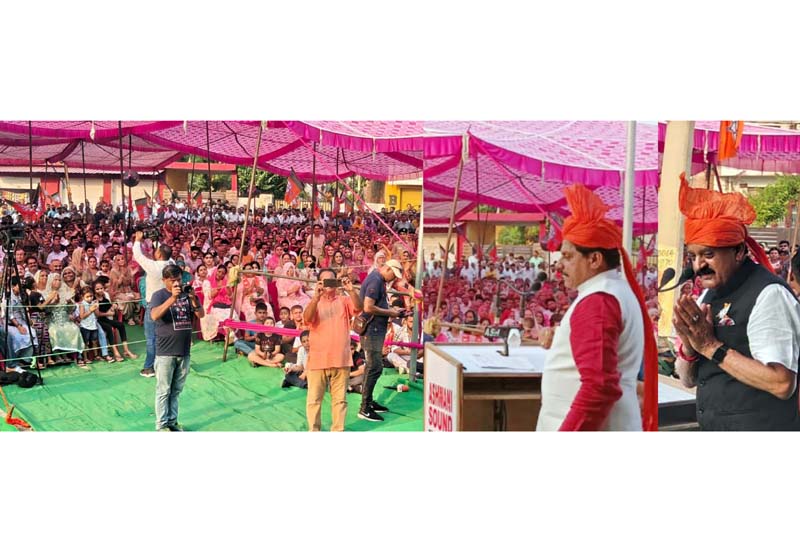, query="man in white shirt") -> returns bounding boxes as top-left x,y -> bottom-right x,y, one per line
133,231 -> 174,379
46,241 -> 68,267
674,178 -> 800,430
